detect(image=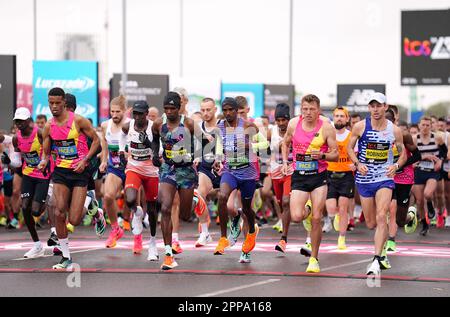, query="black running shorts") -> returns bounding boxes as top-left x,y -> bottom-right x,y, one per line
392,183 -> 413,208
414,168 -> 440,185
21,175 -> 50,204
52,167 -> 90,189
291,171 -> 327,192
326,171 -> 355,199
